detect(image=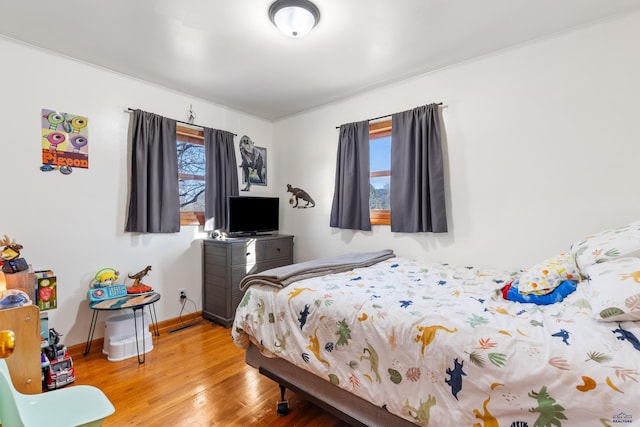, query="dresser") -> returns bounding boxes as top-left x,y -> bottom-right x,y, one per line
202,234 -> 294,327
